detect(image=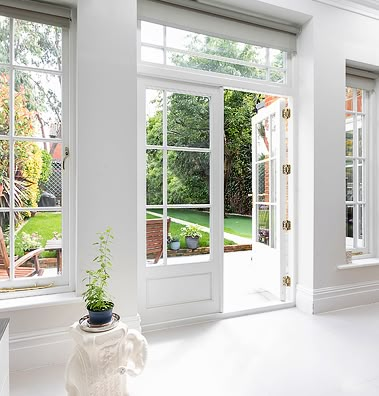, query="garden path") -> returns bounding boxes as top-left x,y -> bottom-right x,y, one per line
146,211 -> 251,245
